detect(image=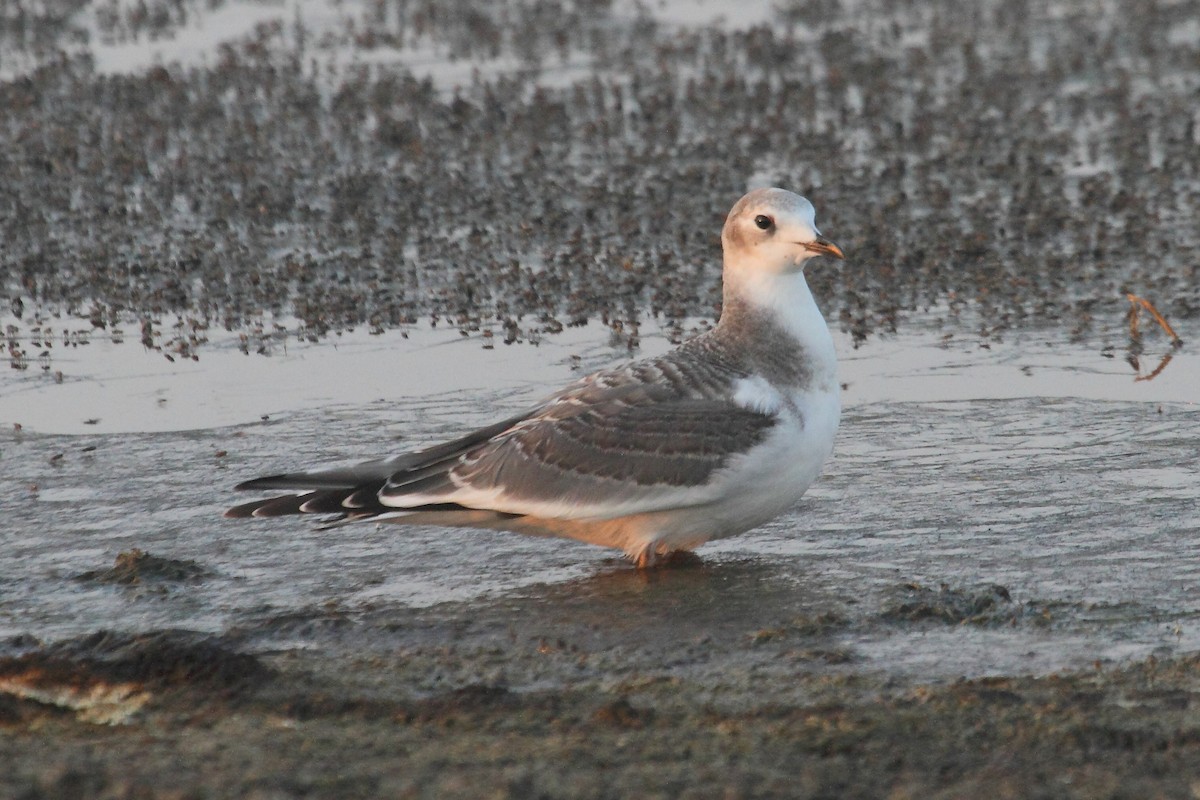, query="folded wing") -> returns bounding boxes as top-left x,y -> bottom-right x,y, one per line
227,353 -> 779,523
